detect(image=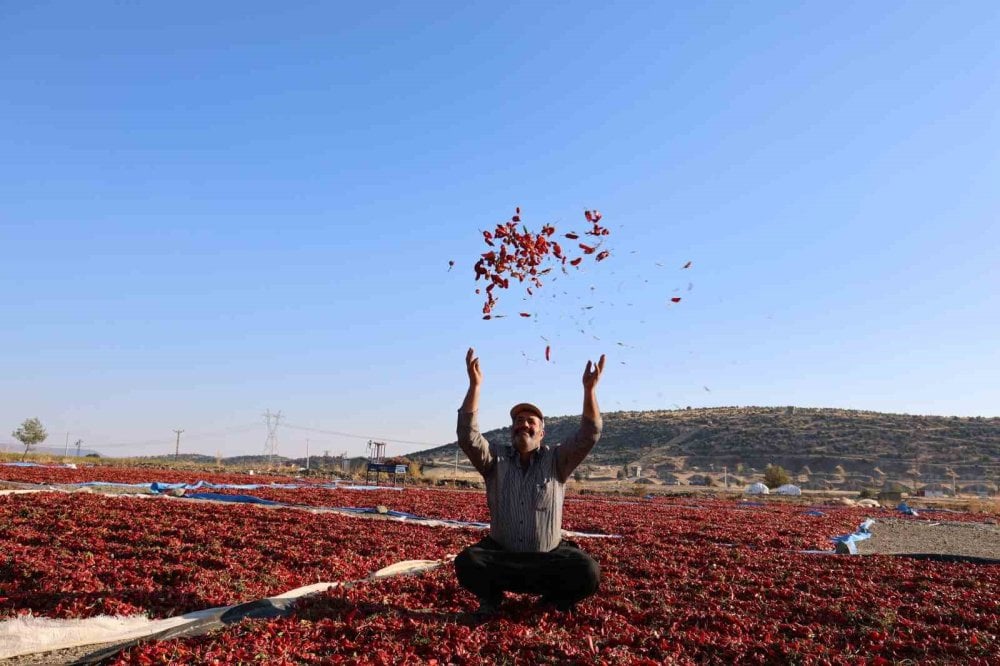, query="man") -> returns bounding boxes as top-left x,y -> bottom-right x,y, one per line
454,347 -> 606,615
